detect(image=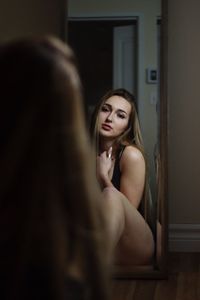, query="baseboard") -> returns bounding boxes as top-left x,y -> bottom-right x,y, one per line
169,224 -> 200,252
